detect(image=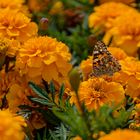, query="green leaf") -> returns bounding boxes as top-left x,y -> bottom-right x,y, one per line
59,83 -> 65,102
28,82 -> 49,99
53,106 -> 90,139
30,97 -> 54,106
50,81 -> 55,101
